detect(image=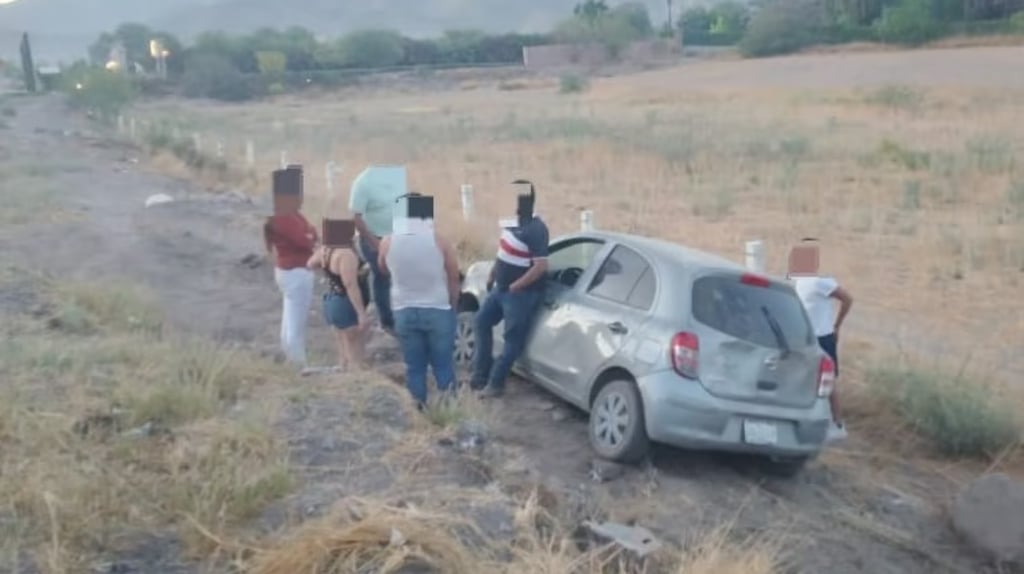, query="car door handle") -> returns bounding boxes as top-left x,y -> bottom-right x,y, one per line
608,322 -> 628,334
